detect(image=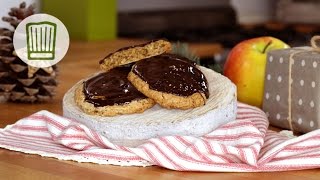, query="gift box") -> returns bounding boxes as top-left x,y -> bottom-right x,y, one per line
263,37 -> 320,133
